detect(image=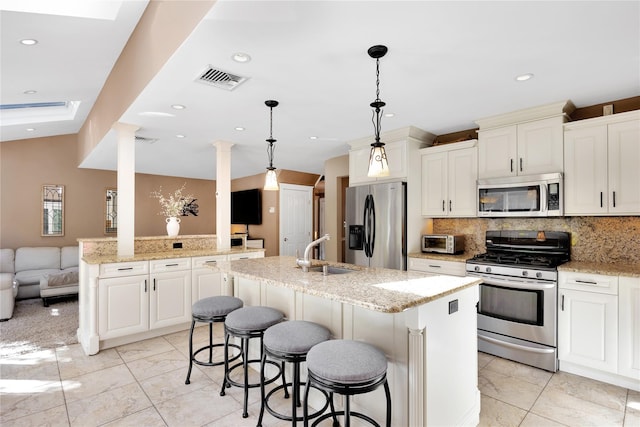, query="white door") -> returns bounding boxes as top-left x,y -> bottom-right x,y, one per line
279,183 -> 313,257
